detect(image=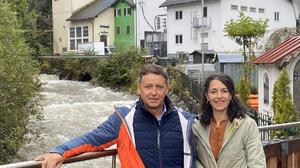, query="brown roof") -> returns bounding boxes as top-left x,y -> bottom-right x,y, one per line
253,36 -> 300,64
